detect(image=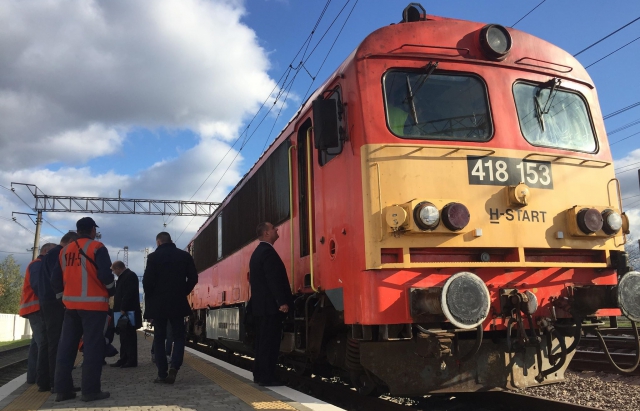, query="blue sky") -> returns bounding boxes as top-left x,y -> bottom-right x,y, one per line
1,0 -> 639,276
